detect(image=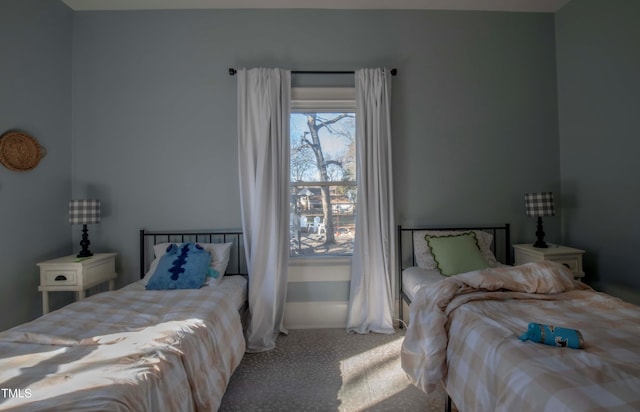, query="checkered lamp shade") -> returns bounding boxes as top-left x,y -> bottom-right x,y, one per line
68,199 -> 101,224
524,192 -> 555,217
